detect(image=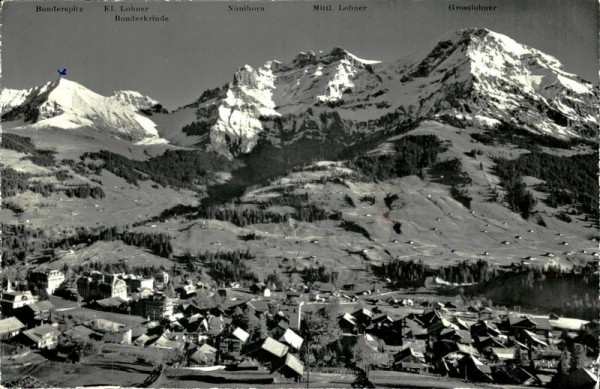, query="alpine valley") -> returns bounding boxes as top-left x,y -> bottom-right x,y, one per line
1,28 -> 599,323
